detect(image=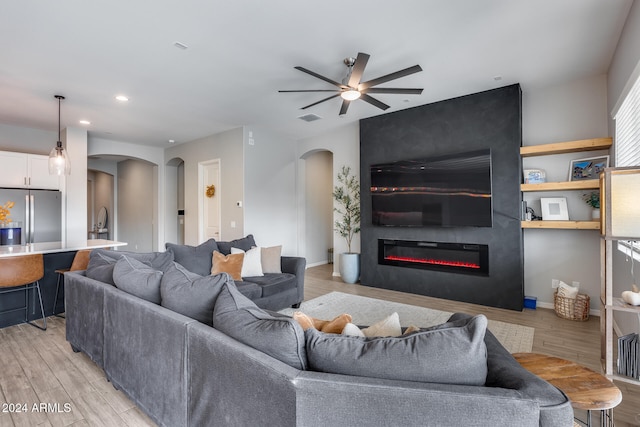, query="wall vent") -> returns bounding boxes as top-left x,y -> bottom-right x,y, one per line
298,113 -> 322,122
